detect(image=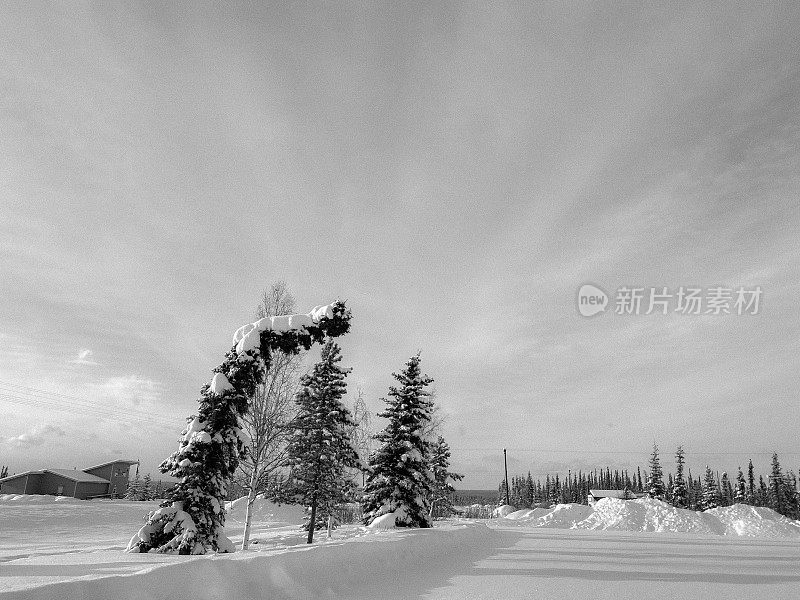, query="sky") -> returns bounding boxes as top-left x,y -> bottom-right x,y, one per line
1,2 -> 799,489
